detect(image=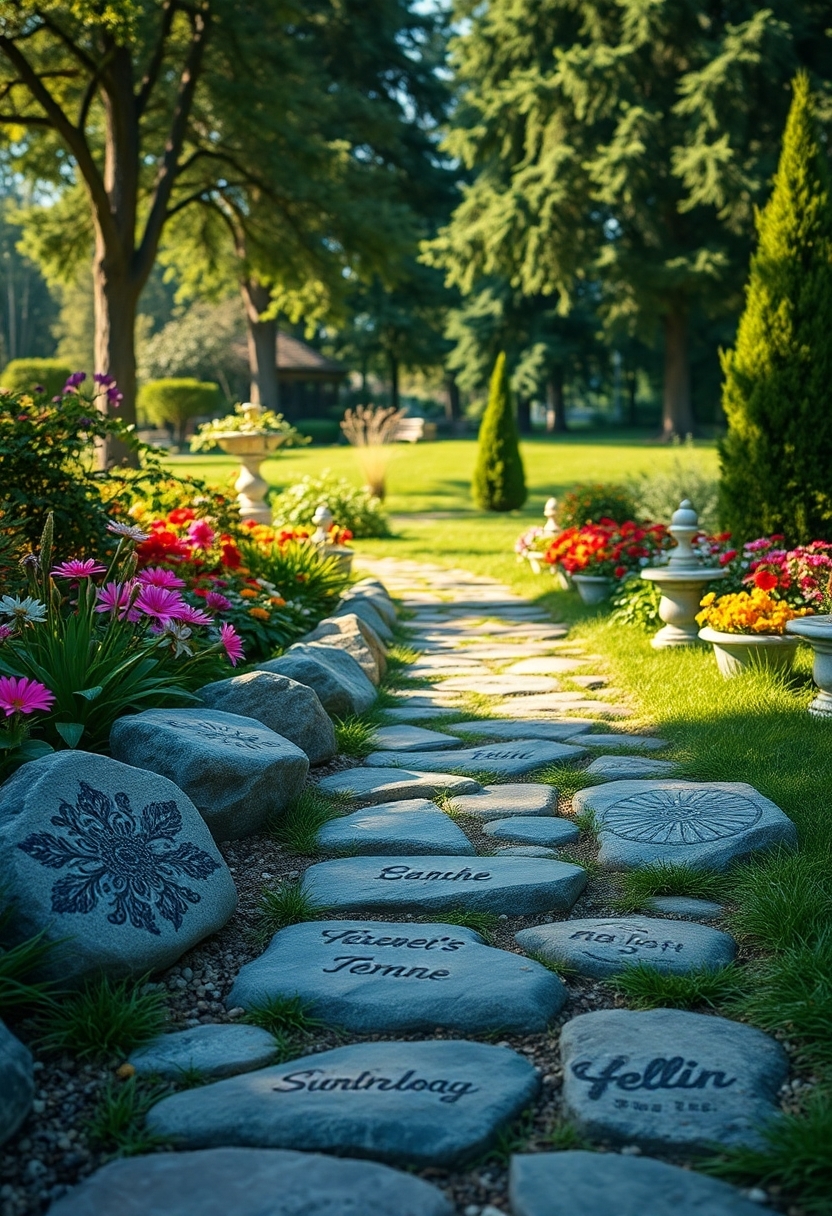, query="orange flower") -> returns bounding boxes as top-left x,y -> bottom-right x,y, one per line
239,589 -> 258,599
248,607 -> 270,621
269,596 -> 286,607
